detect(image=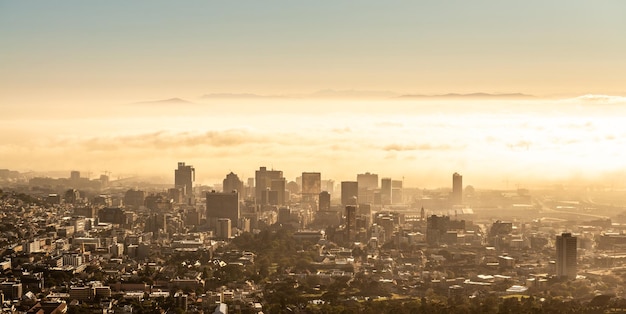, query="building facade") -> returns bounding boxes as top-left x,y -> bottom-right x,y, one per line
556,232 -> 577,279
206,191 -> 240,228
452,172 -> 463,205
341,181 -> 358,206
175,162 -> 195,197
